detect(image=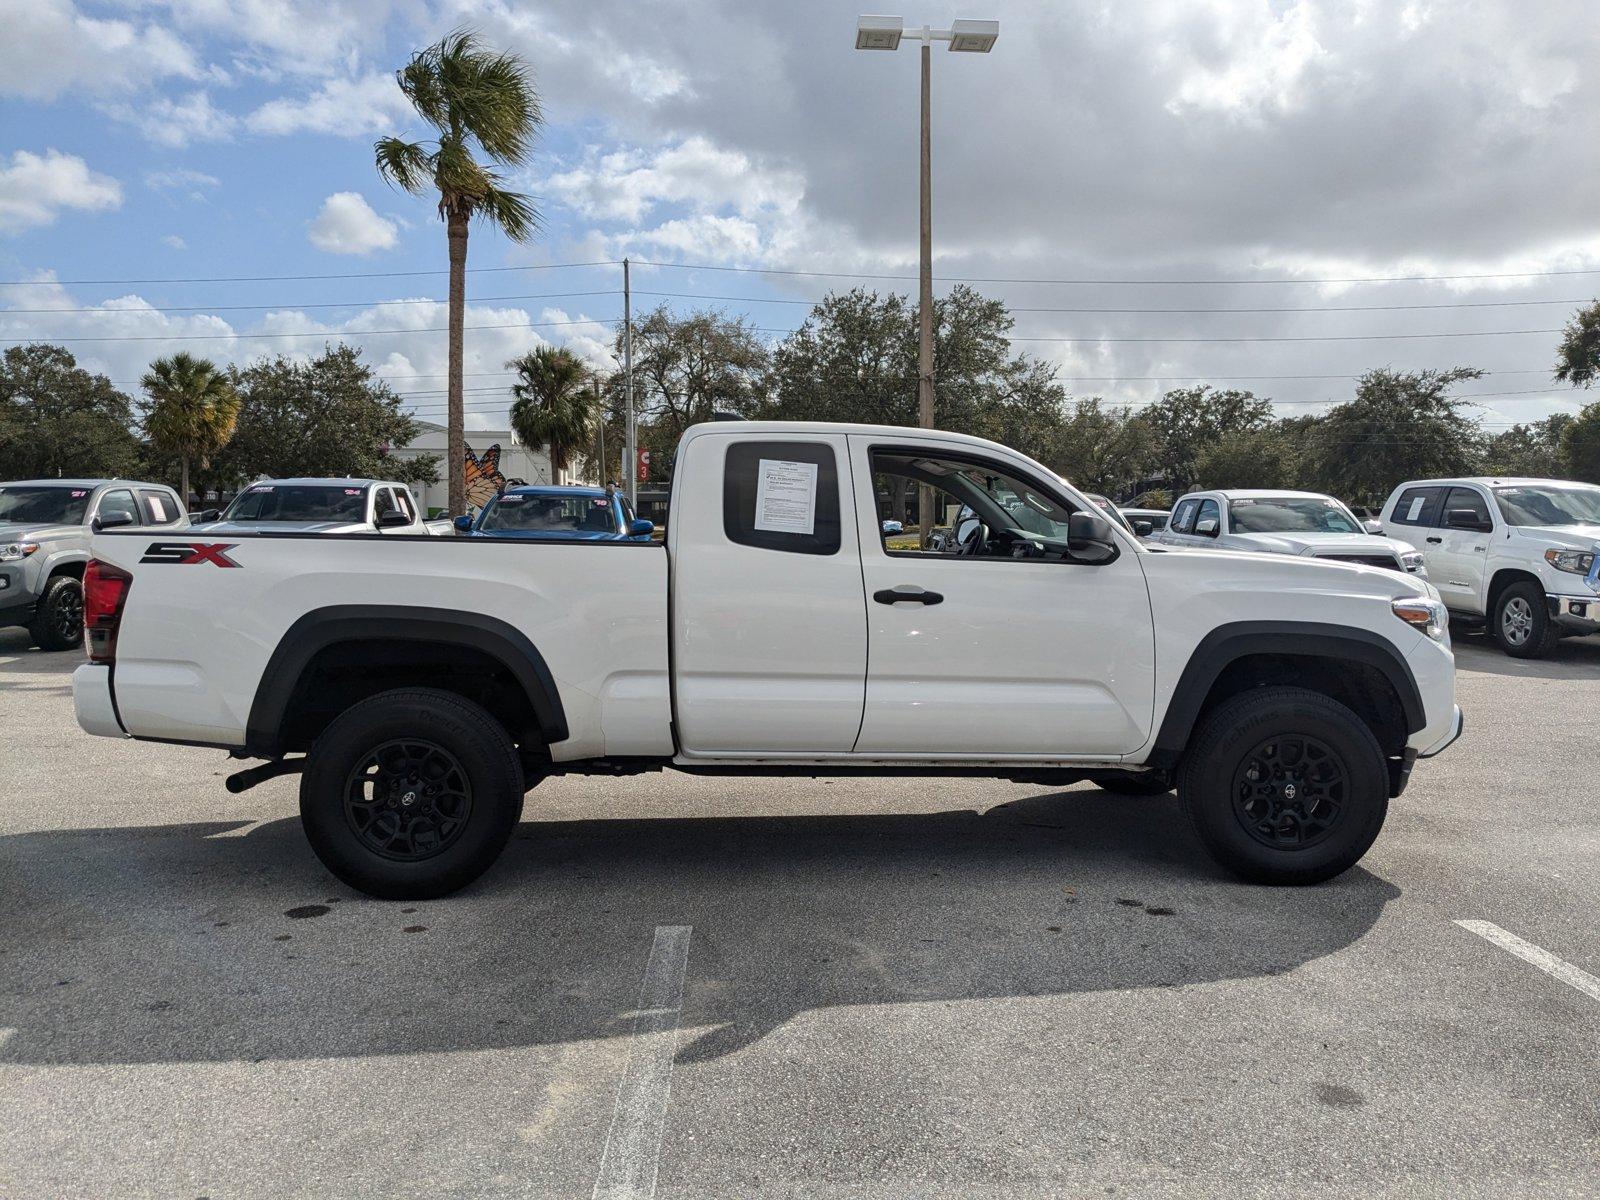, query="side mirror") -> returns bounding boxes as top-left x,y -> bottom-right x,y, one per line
1067,511 -> 1119,564
628,518 -> 655,537
376,509 -> 412,529
1363,519 -> 1384,535
197,508 -> 220,523
1133,519 -> 1153,537
453,514 -> 474,533
1194,516 -> 1219,536
1445,508 -> 1491,532
91,511 -> 136,532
